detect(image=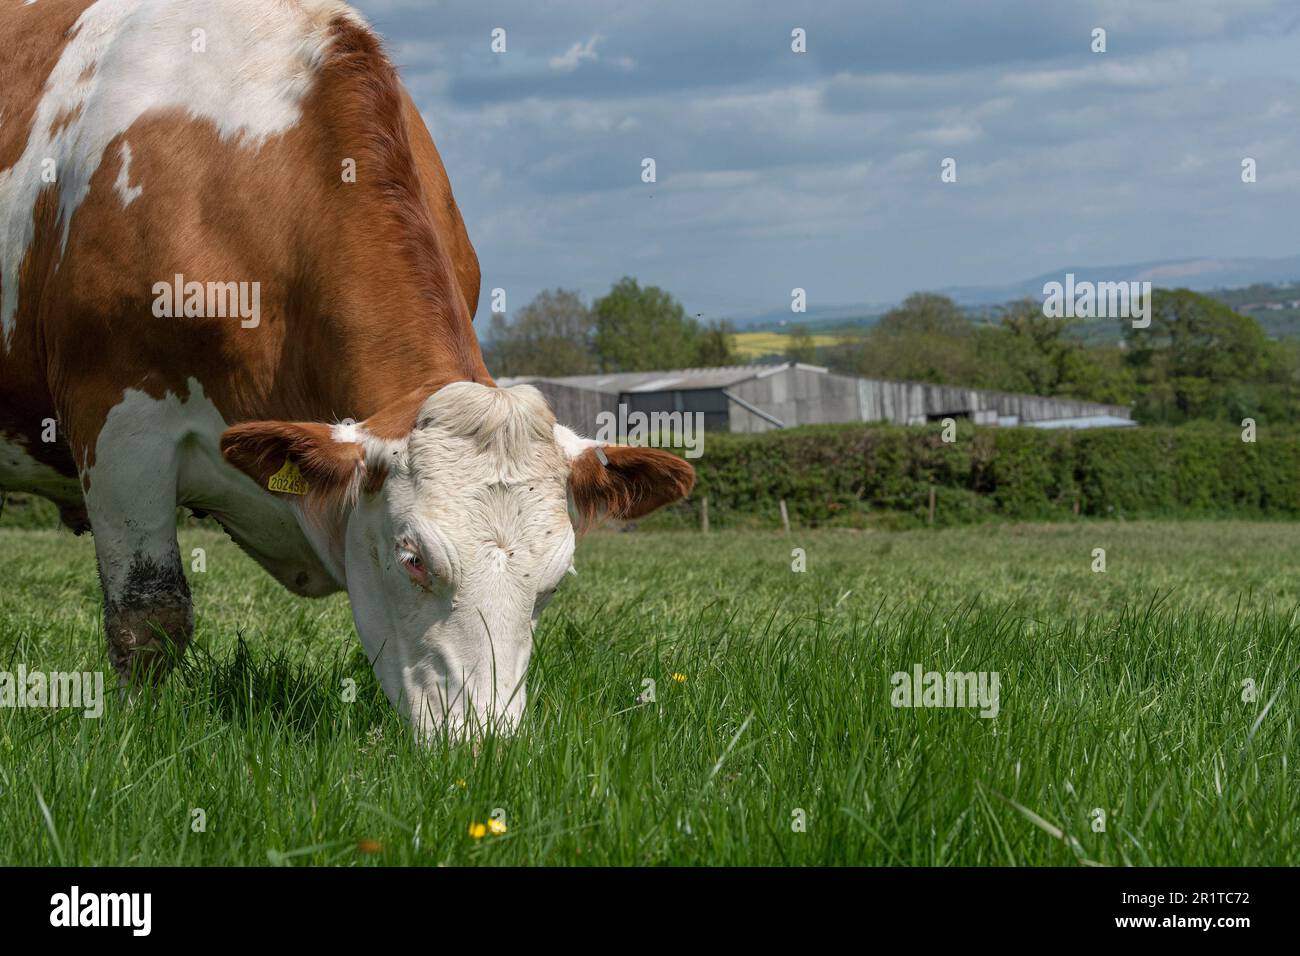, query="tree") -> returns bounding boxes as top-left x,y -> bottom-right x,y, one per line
1124,289 -> 1271,422
592,277 -> 705,371
694,318 -> 739,366
875,292 -> 971,338
983,298 -> 1132,403
850,292 -> 983,384
785,324 -> 817,364
487,279 -> 741,376
822,293 -> 1136,406
483,289 -> 595,377
994,299 -> 1074,395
